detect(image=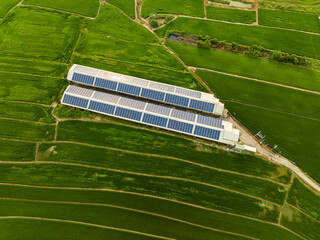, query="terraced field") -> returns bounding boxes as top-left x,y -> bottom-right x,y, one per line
0,0 -> 319,239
